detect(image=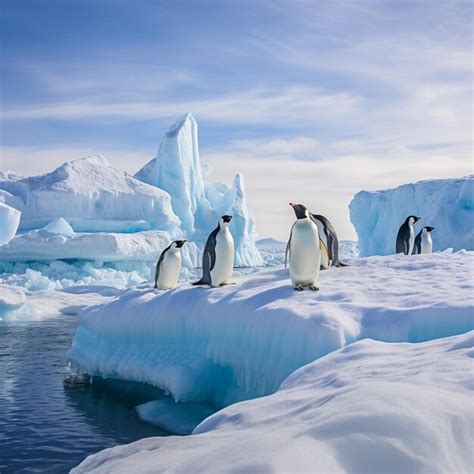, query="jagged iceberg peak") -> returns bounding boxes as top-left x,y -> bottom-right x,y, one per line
43,217 -> 74,235
135,113 -> 206,235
